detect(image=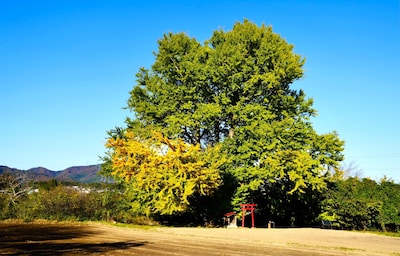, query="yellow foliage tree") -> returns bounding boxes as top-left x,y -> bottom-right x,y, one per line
105,131 -> 222,215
